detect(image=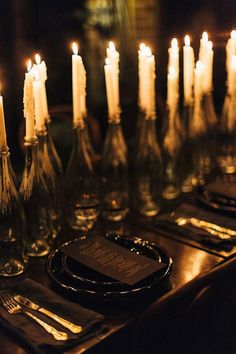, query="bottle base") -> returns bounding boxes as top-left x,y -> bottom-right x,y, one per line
28,240 -> 51,257
102,207 -> 129,221
162,185 -> 180,200
0,259 -> 26,277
